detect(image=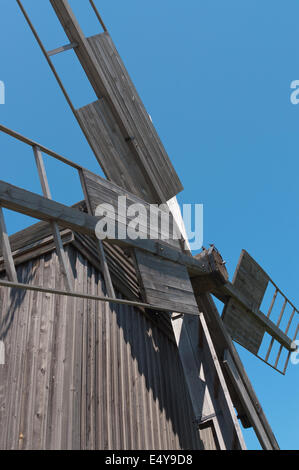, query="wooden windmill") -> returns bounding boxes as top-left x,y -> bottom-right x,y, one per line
0,0 -> 297,450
